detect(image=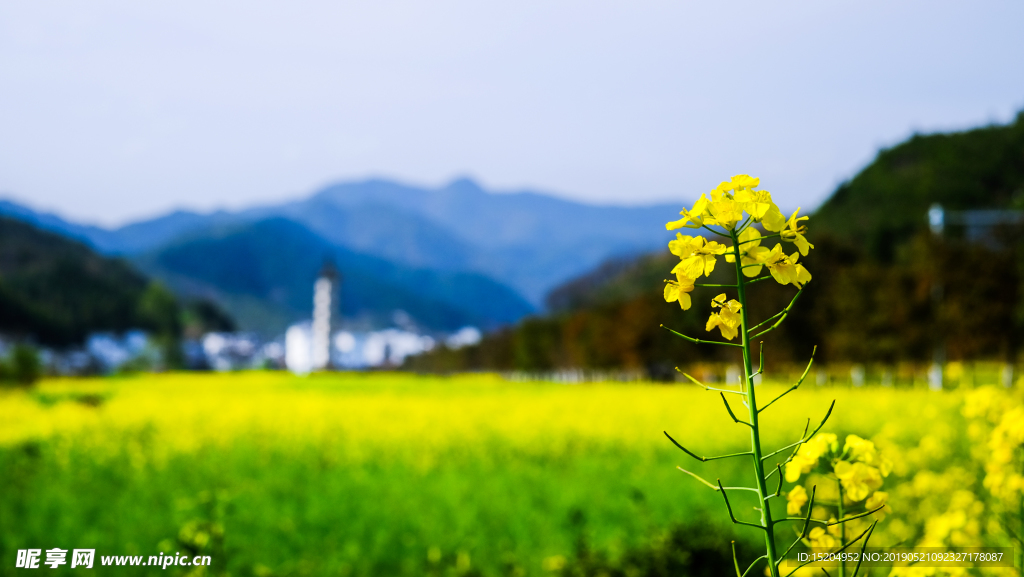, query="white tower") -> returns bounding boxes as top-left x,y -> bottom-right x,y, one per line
311,262 -> 338,370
